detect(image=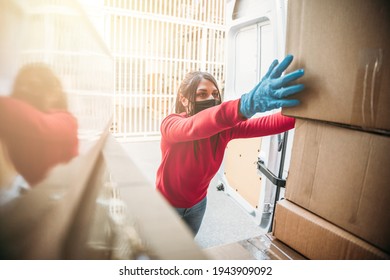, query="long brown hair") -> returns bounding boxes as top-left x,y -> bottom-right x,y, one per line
175,71 -> 221,116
